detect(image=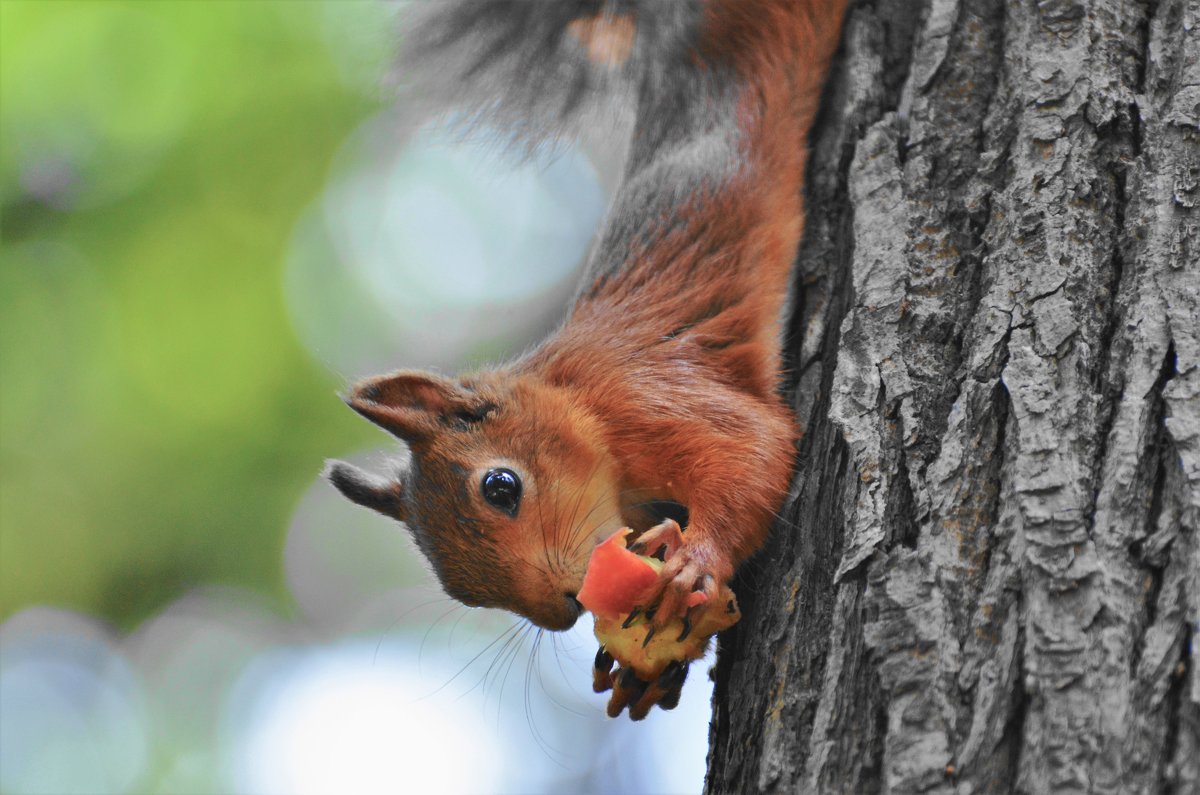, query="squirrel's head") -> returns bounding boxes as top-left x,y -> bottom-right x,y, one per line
326,369 -> 624,630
